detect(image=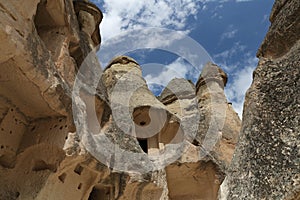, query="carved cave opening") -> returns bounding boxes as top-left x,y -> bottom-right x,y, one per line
34,0 -> 56,34
137,138 -> 148,154
88,184 -> 111,200
33,0 -> 70,62
132,106 -> 185,154
34,0 -> 61,46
